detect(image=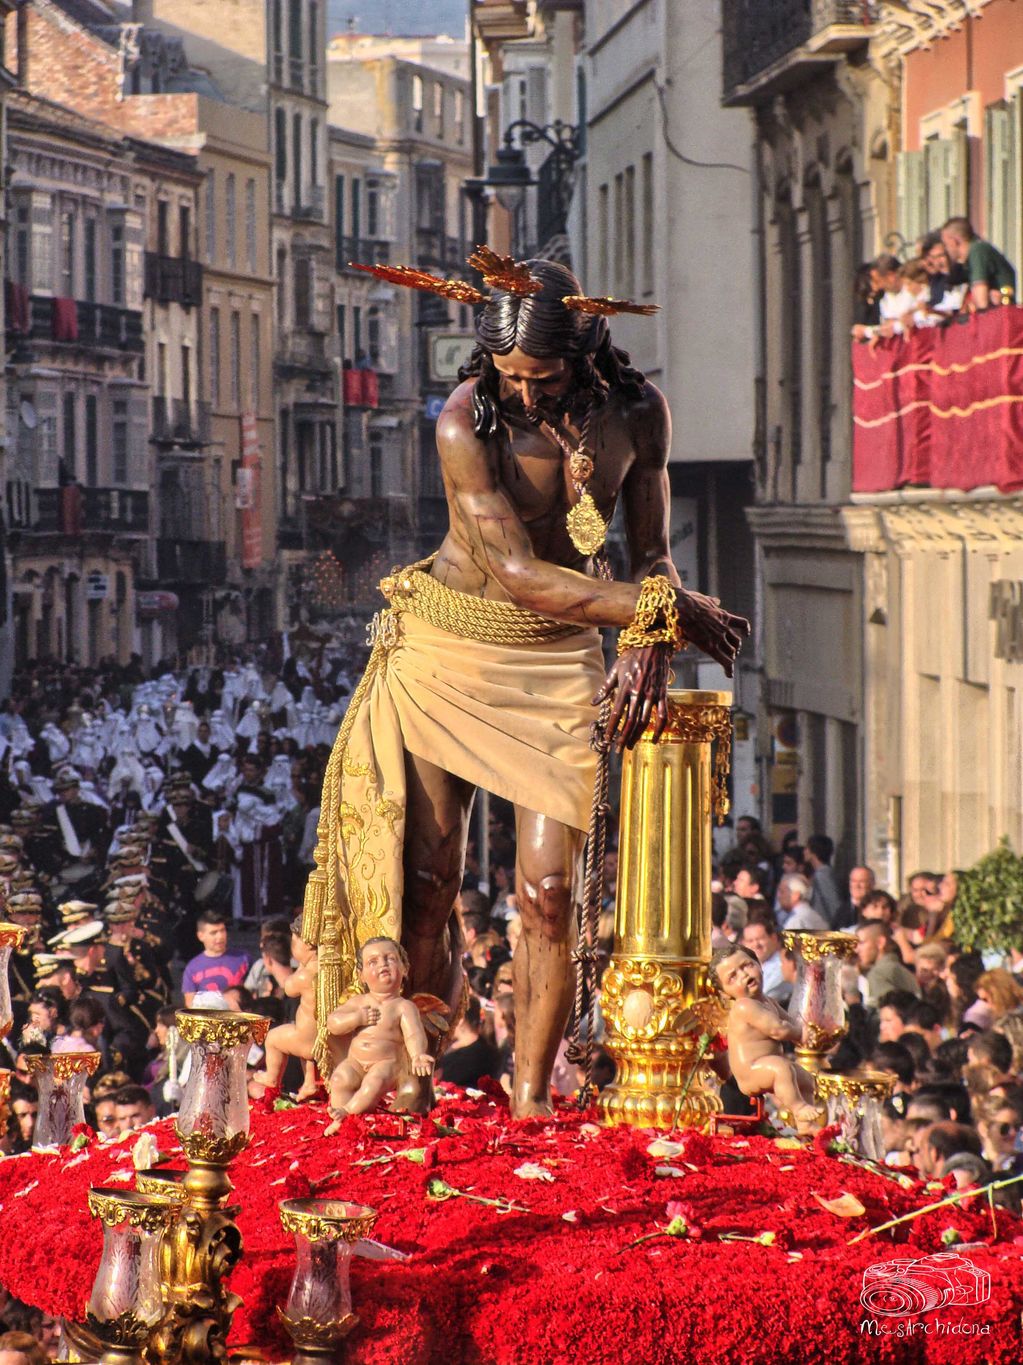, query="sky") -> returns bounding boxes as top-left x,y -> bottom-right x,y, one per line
327,0 -> 466,38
